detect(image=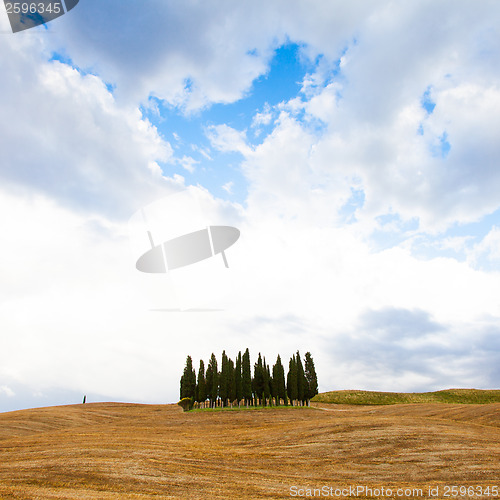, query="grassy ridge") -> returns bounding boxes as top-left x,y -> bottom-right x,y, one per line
312,388 -> 500,405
